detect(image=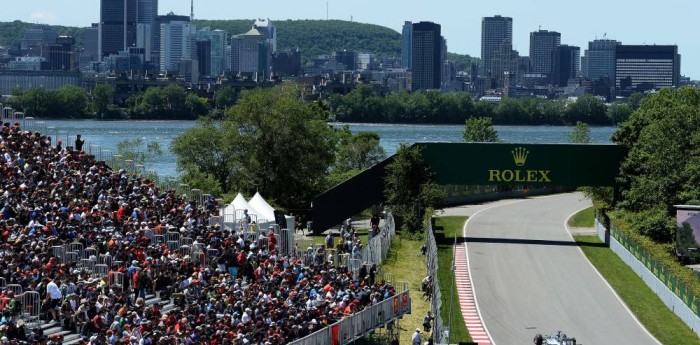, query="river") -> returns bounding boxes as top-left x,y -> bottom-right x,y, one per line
30,119 -> 617,177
